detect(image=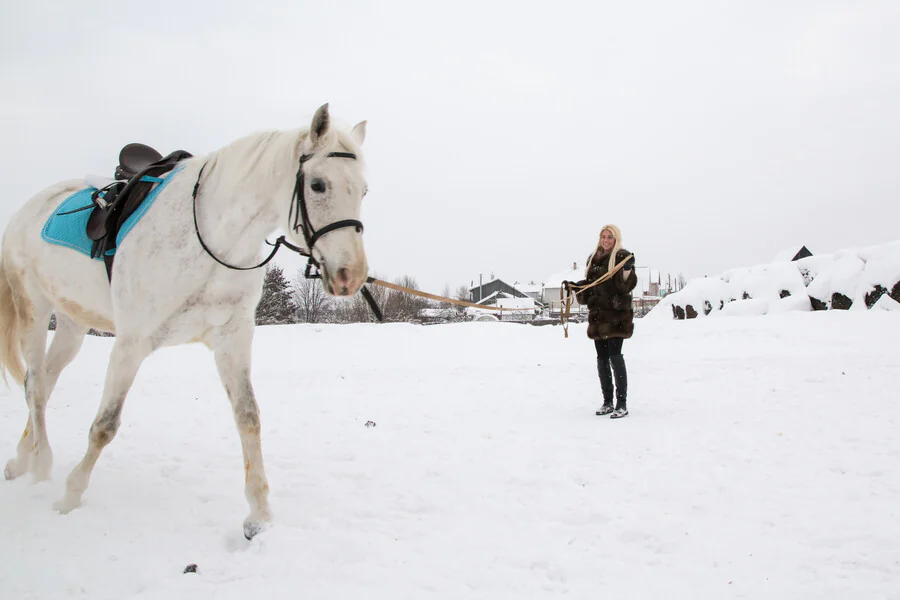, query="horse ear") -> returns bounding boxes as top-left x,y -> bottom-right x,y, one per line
309,103 -> 330,145
351,120 -> 367,146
